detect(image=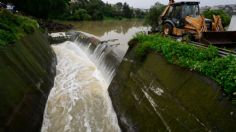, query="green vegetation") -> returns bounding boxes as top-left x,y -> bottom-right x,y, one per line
203,9 -> 231,27
134,34 -> 236,95
145,2 -> 165,31
62,1 -> 146,21
66,9 -> 92,21
3,0 -> 146,20
0,9 -> 37,46
2,0 -> 69,19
